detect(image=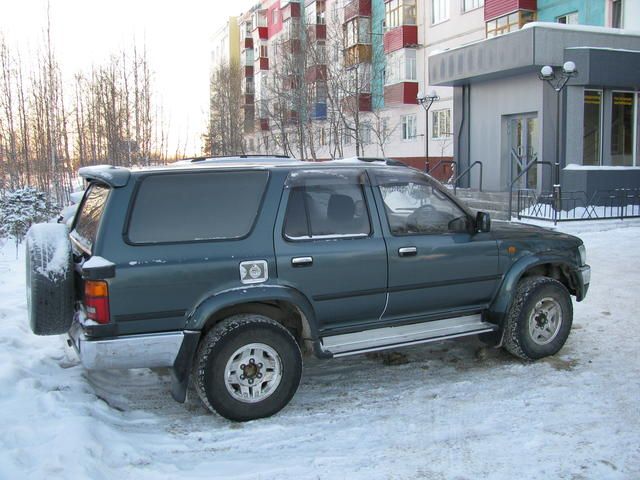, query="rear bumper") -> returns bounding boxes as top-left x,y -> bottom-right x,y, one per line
68,322 -> 184,370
